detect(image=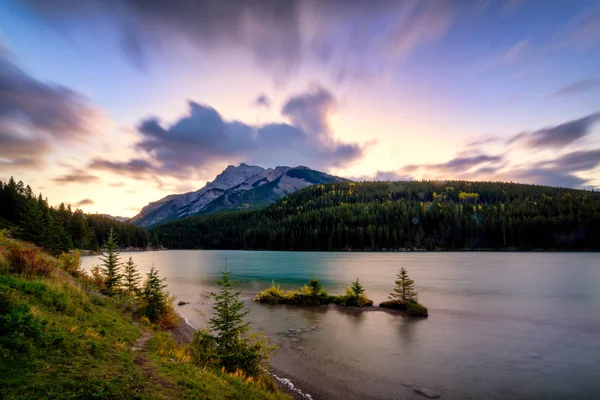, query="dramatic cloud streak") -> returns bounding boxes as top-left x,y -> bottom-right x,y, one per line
19,0 -> 457,81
